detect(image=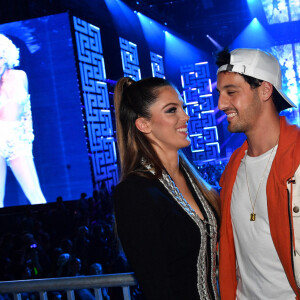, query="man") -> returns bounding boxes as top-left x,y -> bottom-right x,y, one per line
216,48 -> 300,299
